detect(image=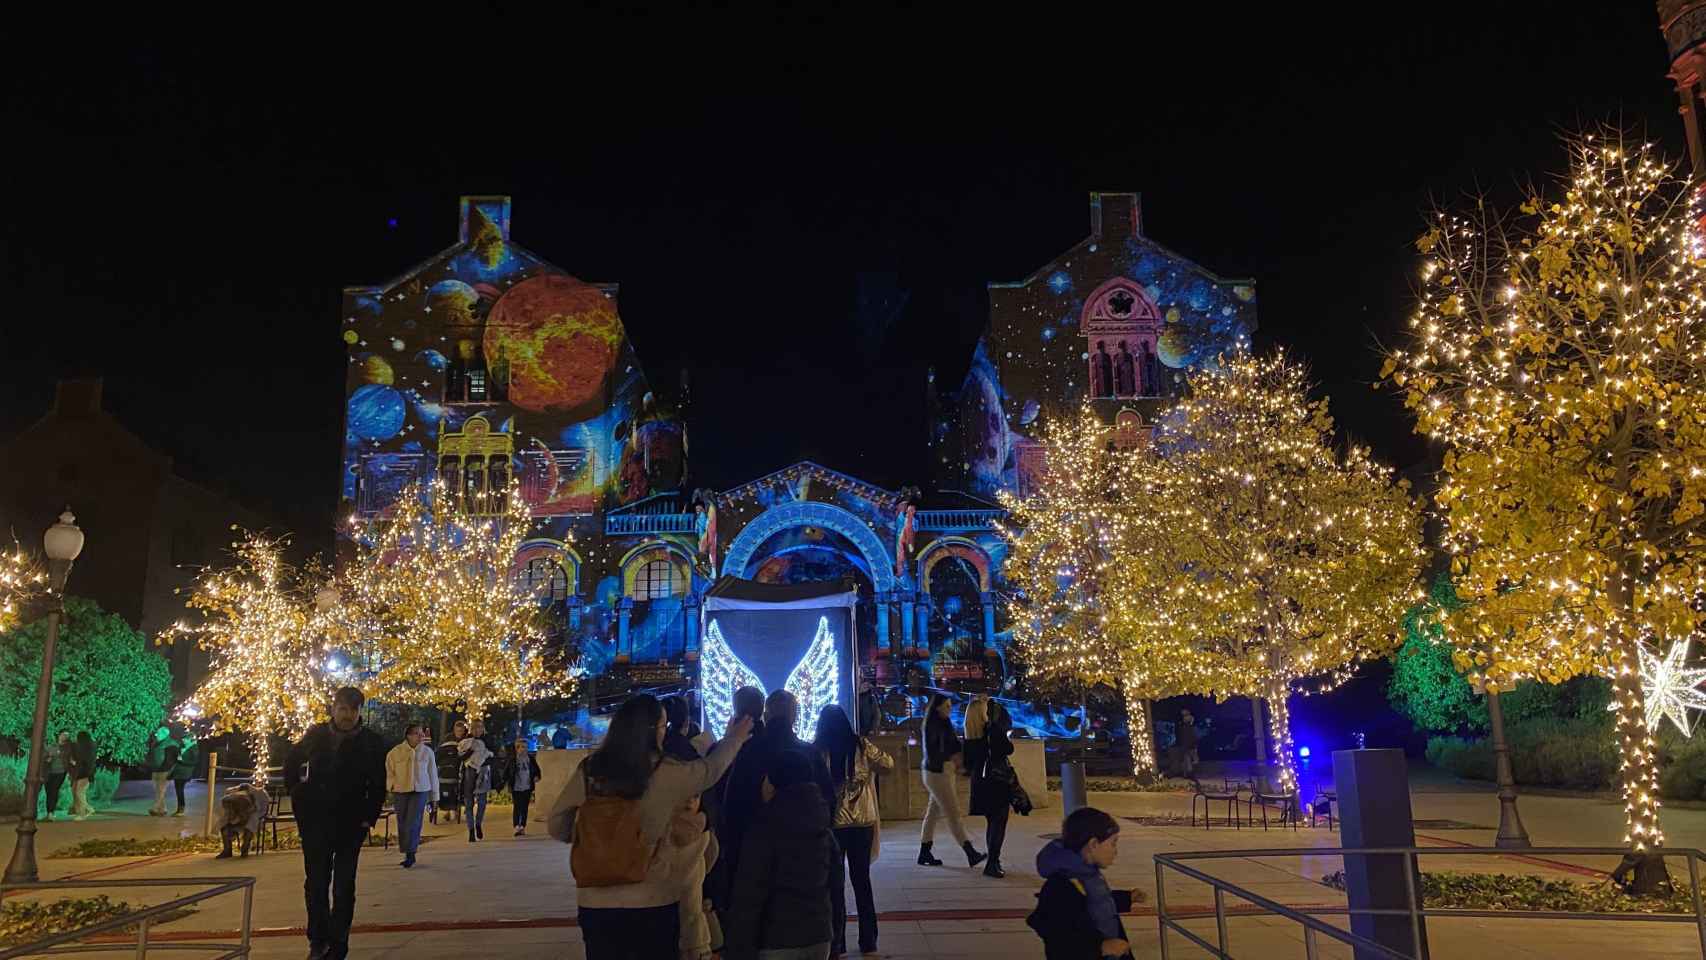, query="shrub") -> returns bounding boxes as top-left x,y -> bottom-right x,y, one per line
0,754 -> 124,817
1425,736 -> 1494,781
